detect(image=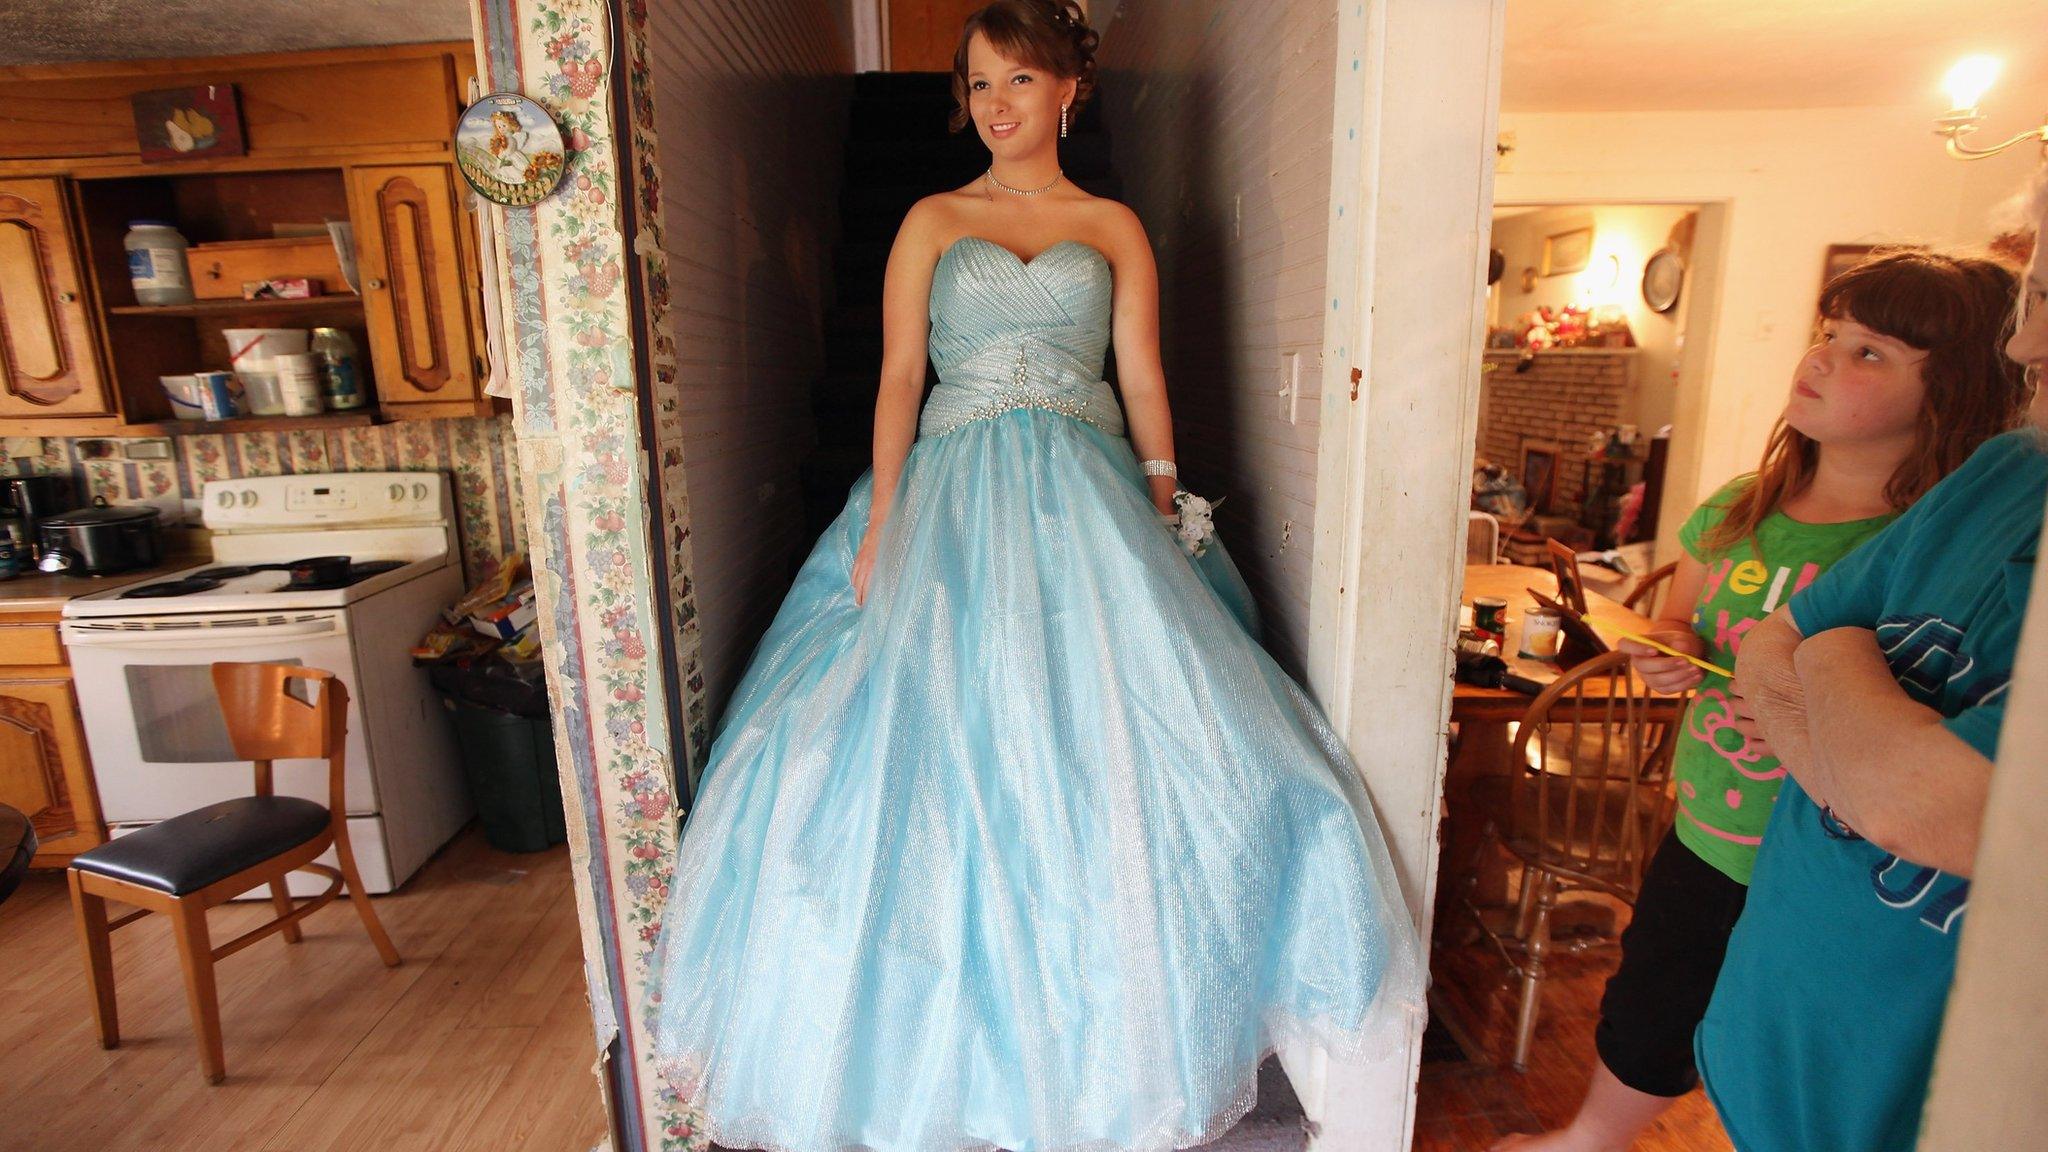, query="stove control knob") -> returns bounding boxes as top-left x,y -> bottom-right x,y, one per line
389,483 -> 406,503
239,490 -> 258,508
411,482 -> 429,503
216,491 -> 235,508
